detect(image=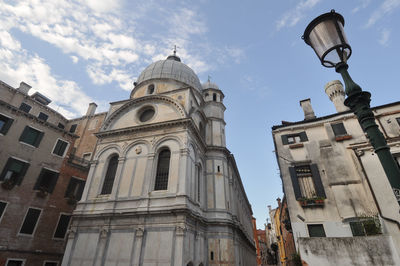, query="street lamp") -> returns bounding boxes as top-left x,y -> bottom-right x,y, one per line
302,10 -> 400,204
